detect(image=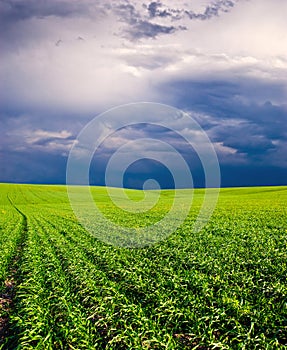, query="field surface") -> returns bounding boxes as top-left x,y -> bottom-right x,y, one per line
0,183 -> 286,349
